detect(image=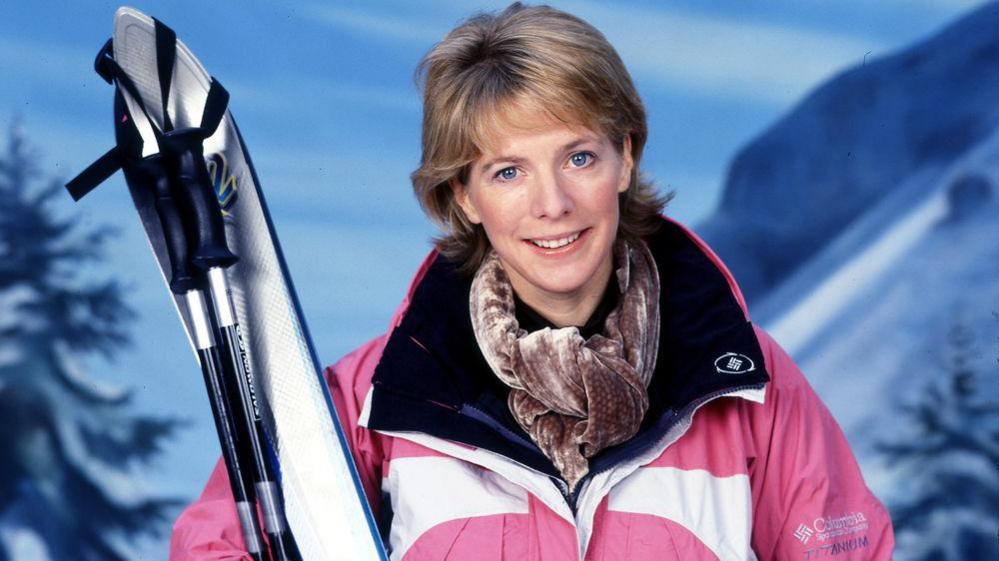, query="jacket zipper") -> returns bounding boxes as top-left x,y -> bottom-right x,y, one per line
552,477 -> 575,512
460,403 -> 584,512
